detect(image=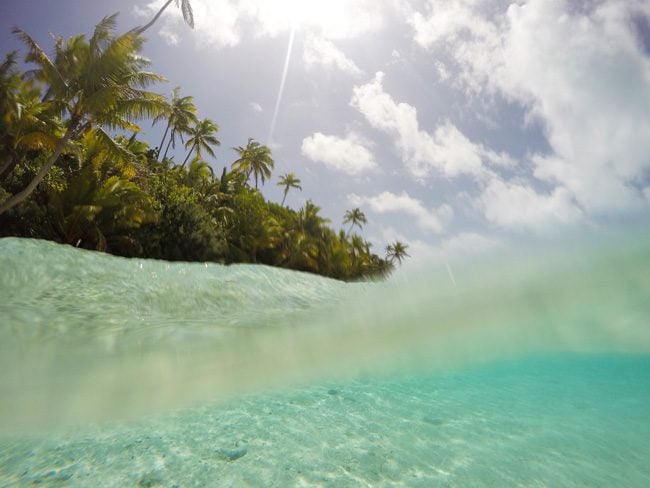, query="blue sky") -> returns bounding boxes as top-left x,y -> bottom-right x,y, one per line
1,0 -> 649,268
